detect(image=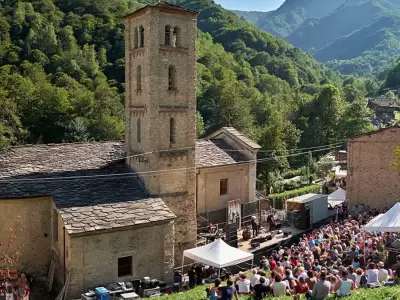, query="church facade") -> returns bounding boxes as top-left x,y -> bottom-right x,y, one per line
0,2 -> 260,298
